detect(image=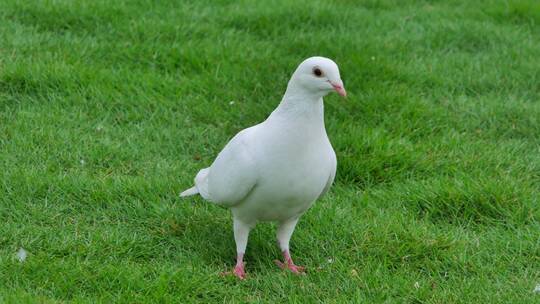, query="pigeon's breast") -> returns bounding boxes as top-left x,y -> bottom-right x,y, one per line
232,135 -> 336,222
